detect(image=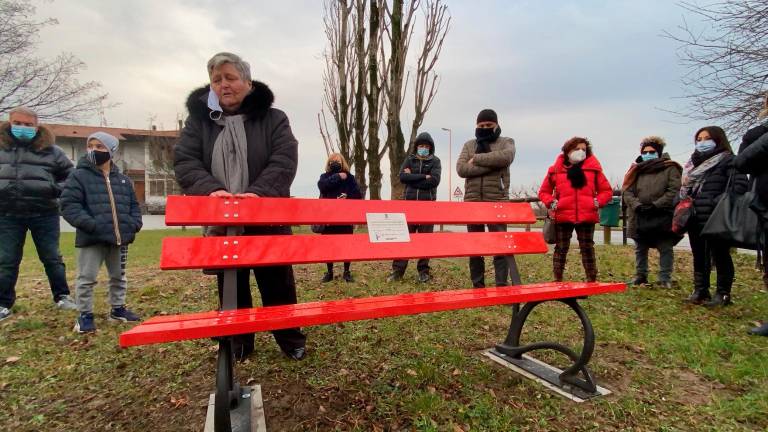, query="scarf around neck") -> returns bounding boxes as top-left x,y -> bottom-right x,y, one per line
679,151 -> 728,199
205,114 -> 249,237
211,114 -> 249,194
621,156 -> 681,191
